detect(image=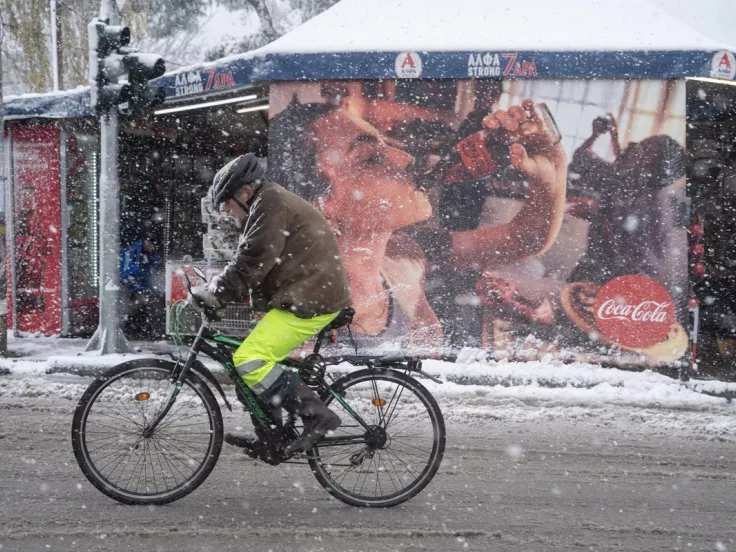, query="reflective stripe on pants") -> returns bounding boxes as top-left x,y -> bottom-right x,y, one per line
235,359 -> 286,394
232,309 -> 340,394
